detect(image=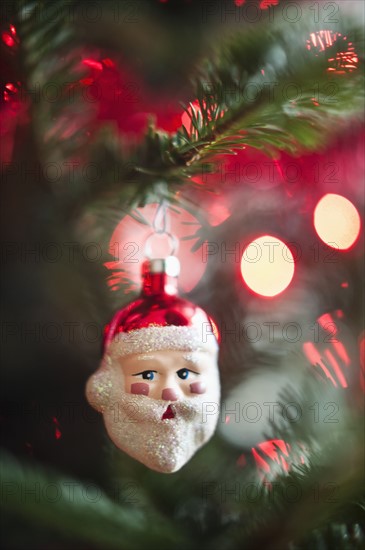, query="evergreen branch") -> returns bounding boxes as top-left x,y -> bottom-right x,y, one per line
86,19 -> 364,207
0,450 -> 187,550
14,0 -> 93,167
150,23 -> 364,169
13,1 -> 365,210
221,376 -> 365,550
